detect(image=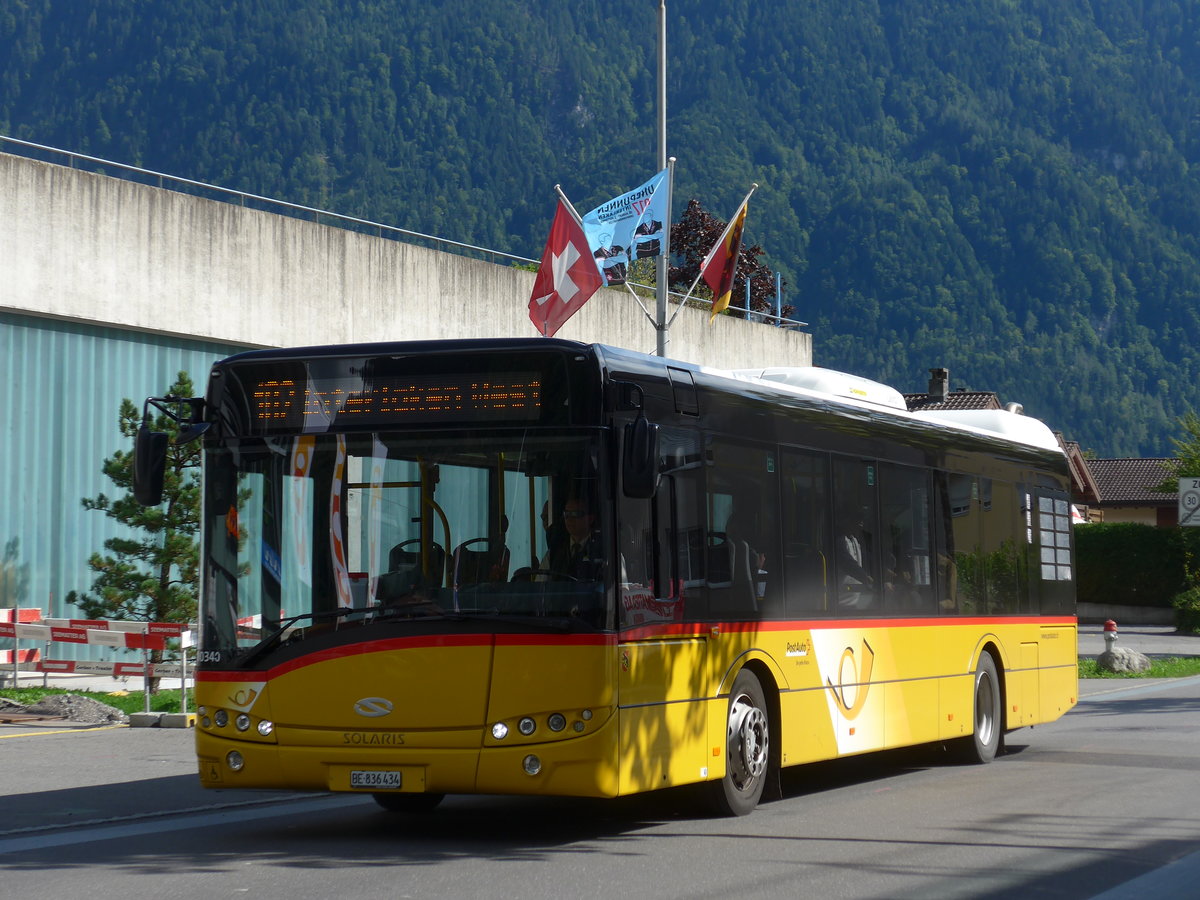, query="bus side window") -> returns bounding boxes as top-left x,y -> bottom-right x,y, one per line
831,457 -> 880,613
878,463 -> 935,614
949,474 -> 981,614
980,477 -> 1025,614
1035,491 -> 1074,614
707,441 -> 780,619
933,472 -> 958,612
781,449 -> 832,614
